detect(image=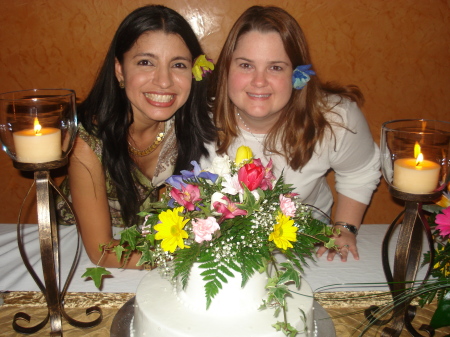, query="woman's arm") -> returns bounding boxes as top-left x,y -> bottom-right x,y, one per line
316,193 -> 366,261
68,136 -> 143,269
316,100 -> 380,262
